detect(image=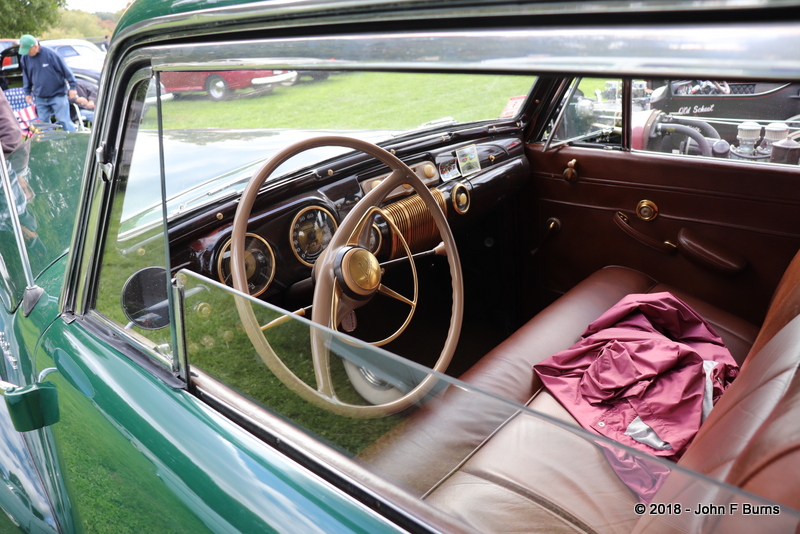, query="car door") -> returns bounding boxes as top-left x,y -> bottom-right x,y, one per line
522,77 -> 800,326
16,54 -> 405,531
